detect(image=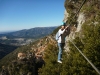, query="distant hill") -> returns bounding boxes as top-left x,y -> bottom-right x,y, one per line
0,26 -> 57,46
0,26 -> 57,39
0,43 -> 18,59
